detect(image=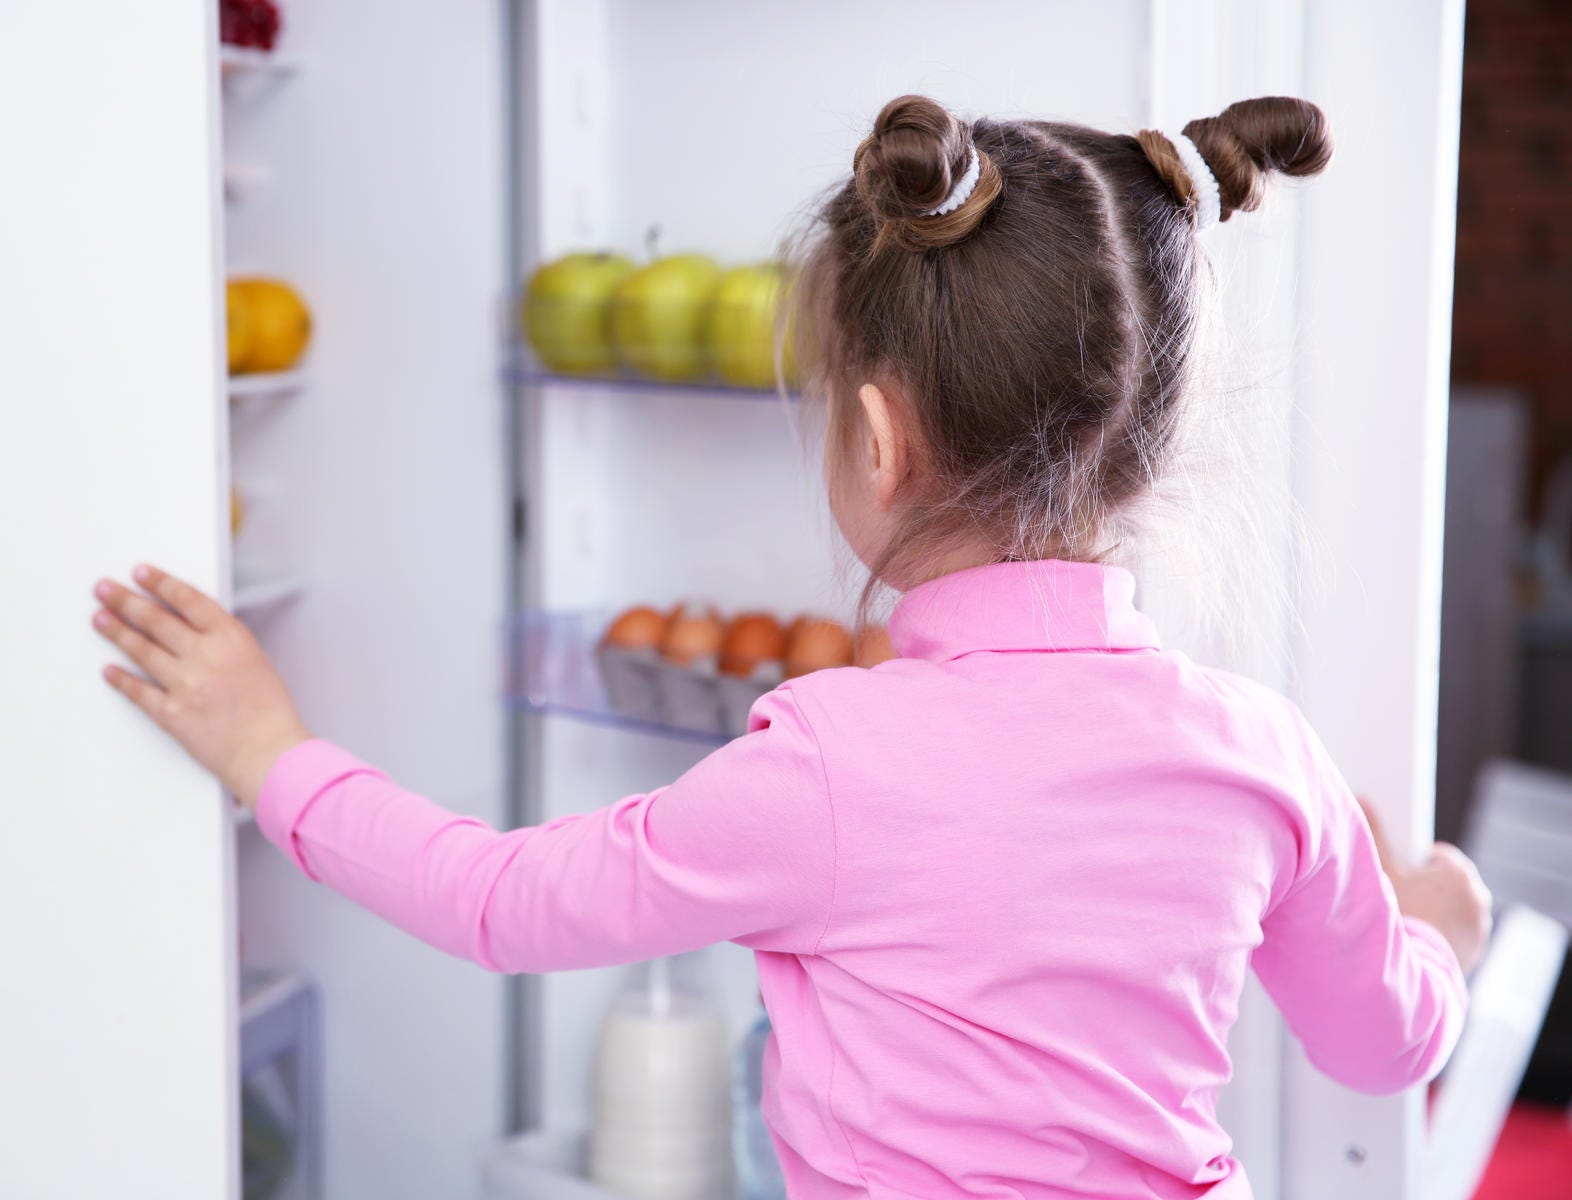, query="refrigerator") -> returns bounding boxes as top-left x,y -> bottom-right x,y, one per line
0,2 -> 1466,1198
